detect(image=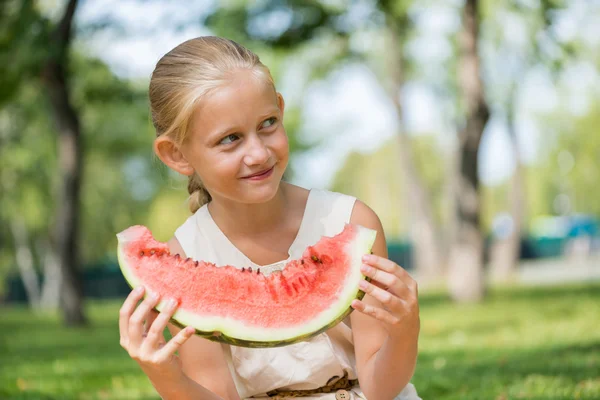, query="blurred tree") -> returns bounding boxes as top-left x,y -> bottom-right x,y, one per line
331,134 -> 447,244
447,0 -> 490,302
0,0 -> 316,311
535,99 -> 600,218
378,0 -> 445,282
0,0 -> 87,324
42,0 -> 86,325
484,0 -> 573,282
0,81 -> 58,309
206,0 -> 445,281
0,53 -> 164,308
